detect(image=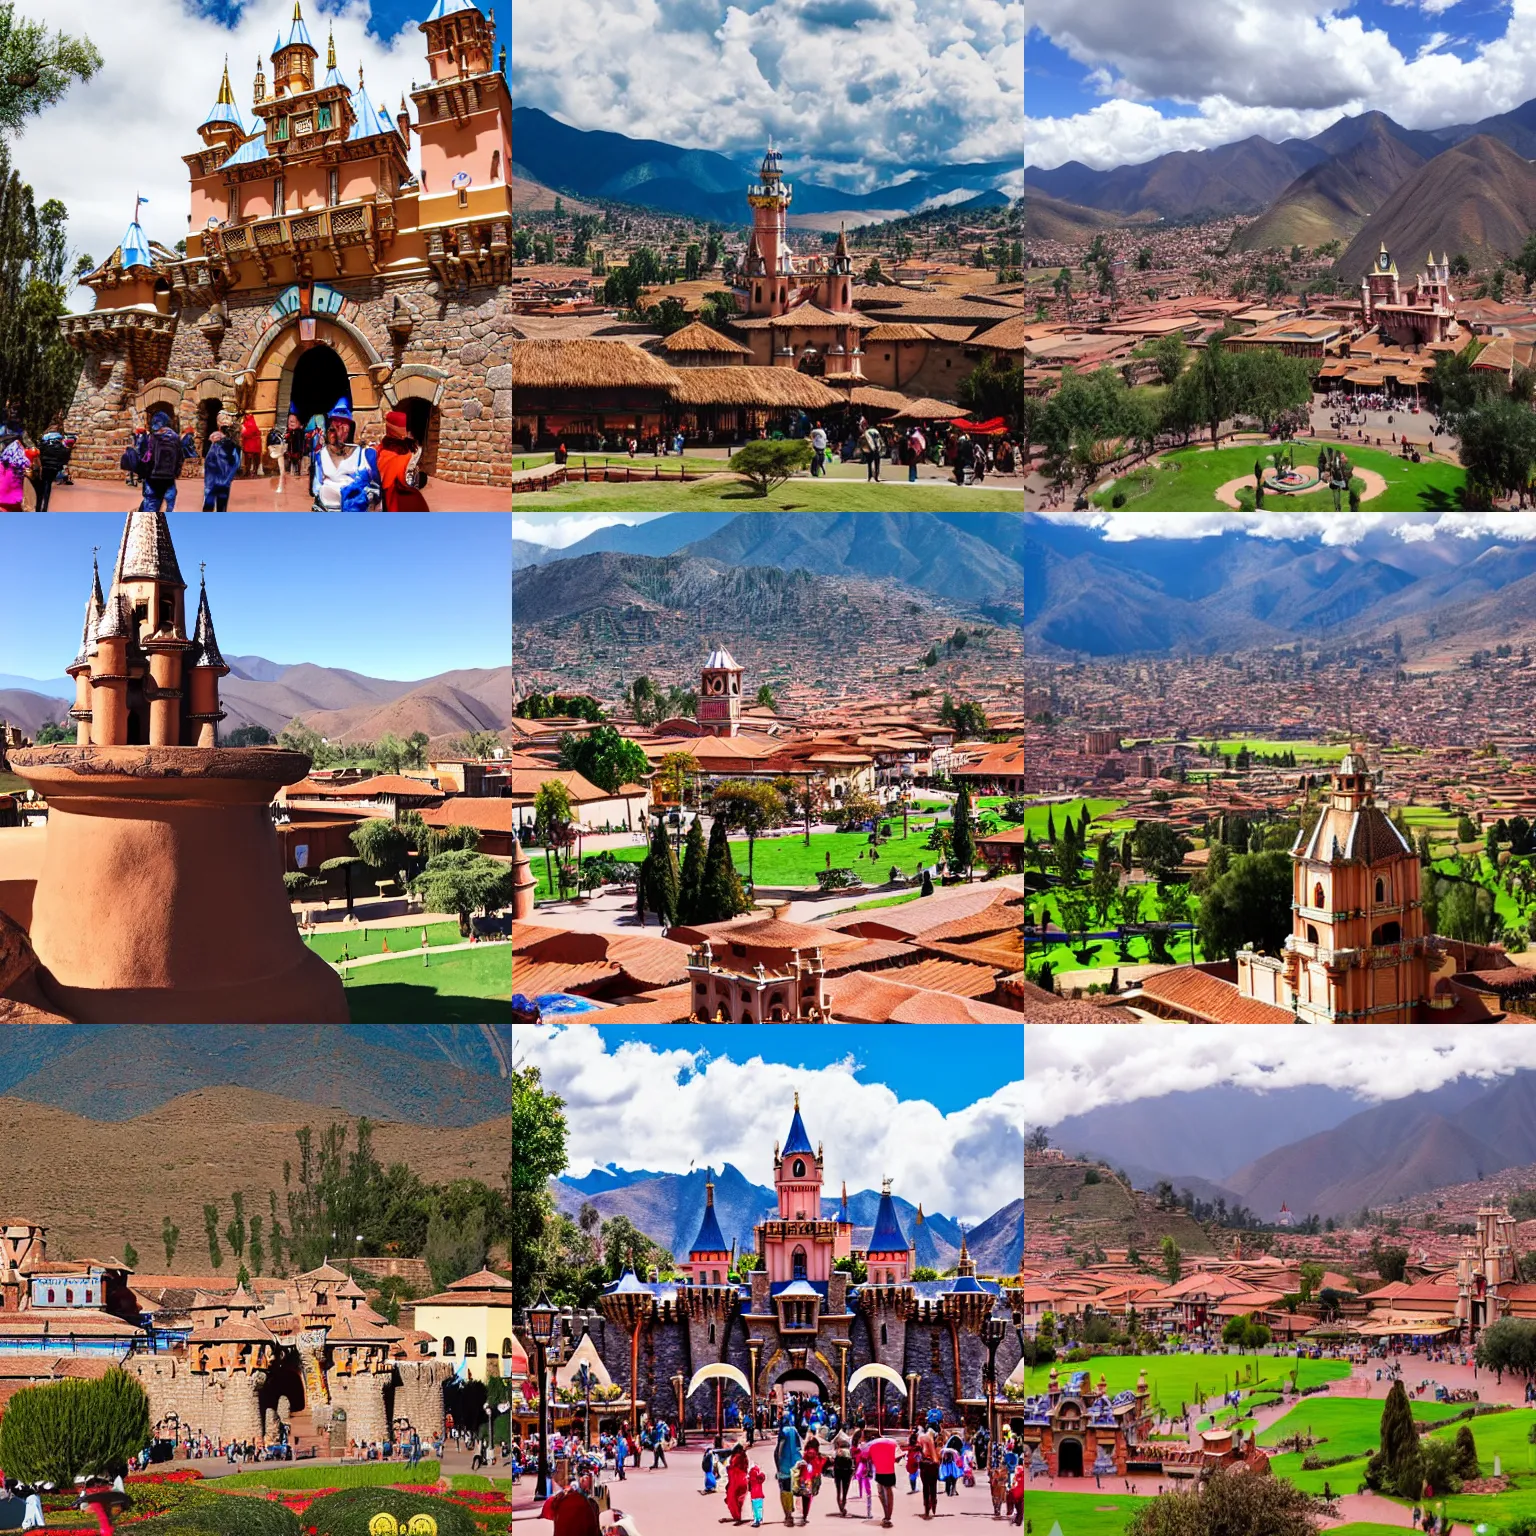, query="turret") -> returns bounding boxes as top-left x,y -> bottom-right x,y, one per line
867,1178 -> 911,1285
67,553 -> 105,747
421,0 -> 497,83
272,0 -> 317,96
198,59 -> 246,154
683,1174 -> 732,1286
187,568 -> 229,749
253,54 -> 267,107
